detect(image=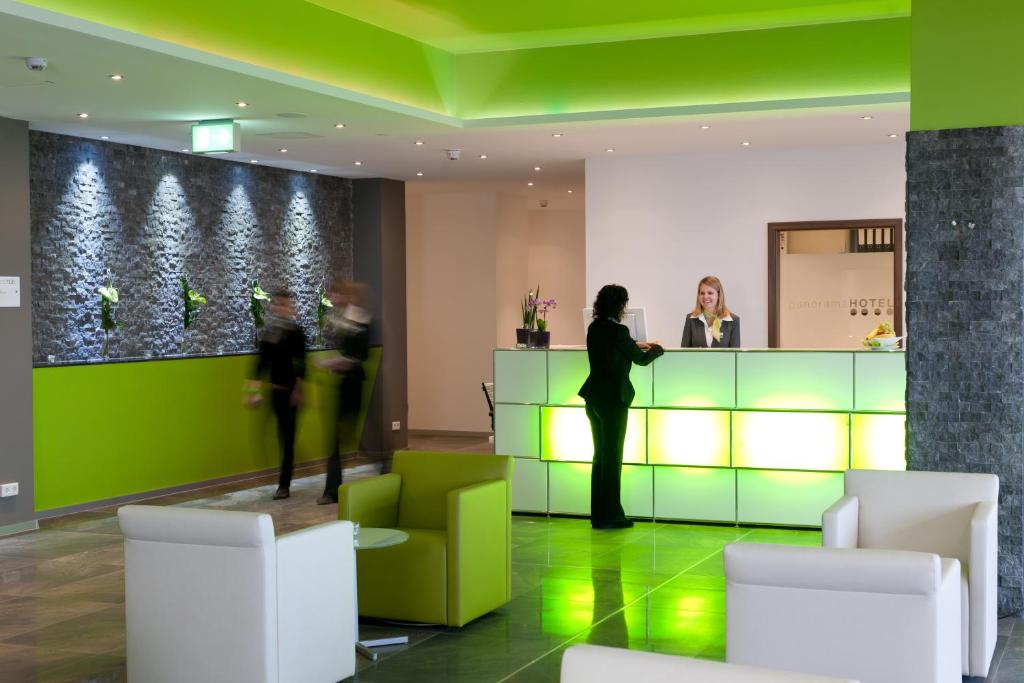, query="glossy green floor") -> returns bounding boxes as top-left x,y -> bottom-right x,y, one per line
5,436 -> 1022,681
354,517 -> 819,682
